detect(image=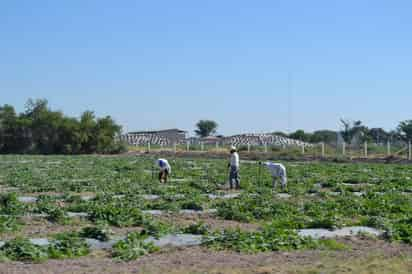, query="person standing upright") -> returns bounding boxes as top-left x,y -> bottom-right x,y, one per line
228,146 -> 240,189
